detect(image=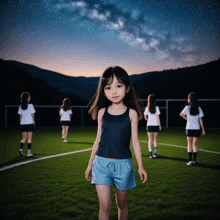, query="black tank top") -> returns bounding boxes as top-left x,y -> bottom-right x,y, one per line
96,107 -> 132,159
